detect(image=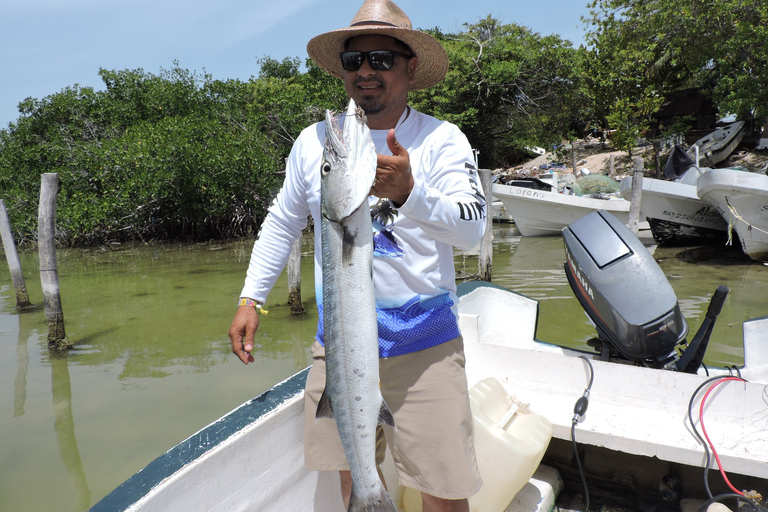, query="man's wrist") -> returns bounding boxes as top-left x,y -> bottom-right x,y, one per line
238,298 -> 268,314
238,298 -> 261,308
